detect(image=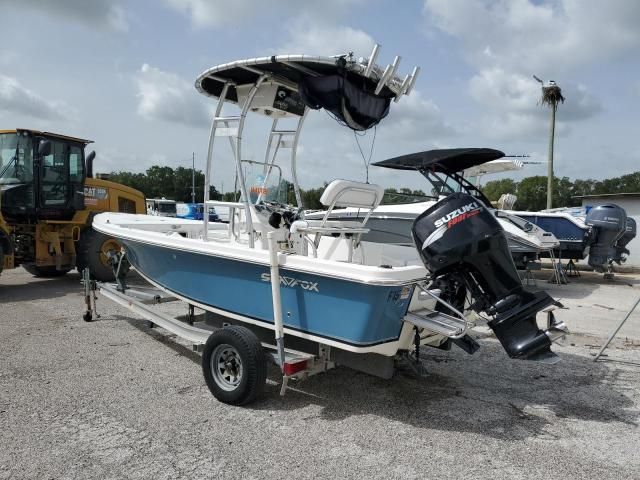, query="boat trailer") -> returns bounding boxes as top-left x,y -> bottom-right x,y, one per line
81,268 -> 336,405
80,233 -> 488,405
